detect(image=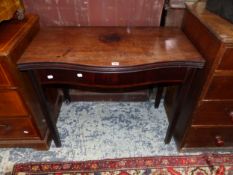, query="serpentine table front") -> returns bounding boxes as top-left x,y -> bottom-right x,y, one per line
17,27 -> 204,148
